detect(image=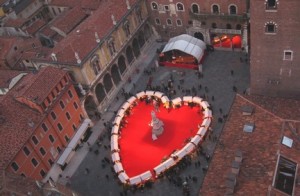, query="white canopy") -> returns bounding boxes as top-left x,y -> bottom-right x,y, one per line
162,34 -> 206,62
